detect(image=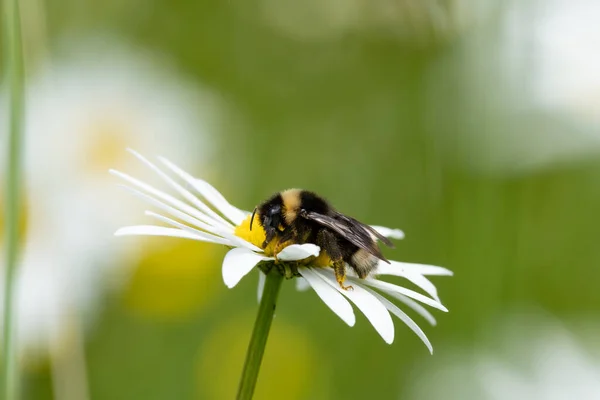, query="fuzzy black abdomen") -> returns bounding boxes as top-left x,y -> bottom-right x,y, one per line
302,222 -> 376,278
